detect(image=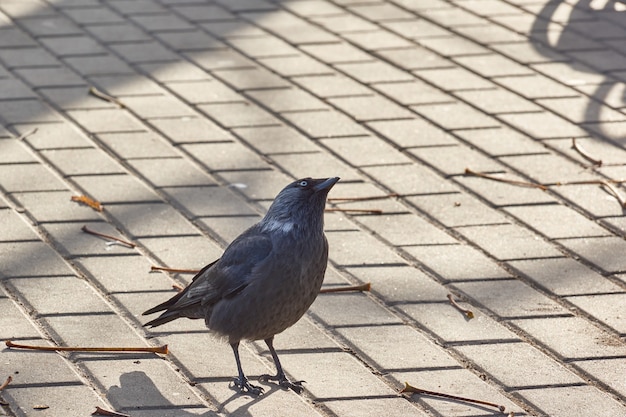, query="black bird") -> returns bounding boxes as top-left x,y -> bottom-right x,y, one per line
143,177 -> 339,395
